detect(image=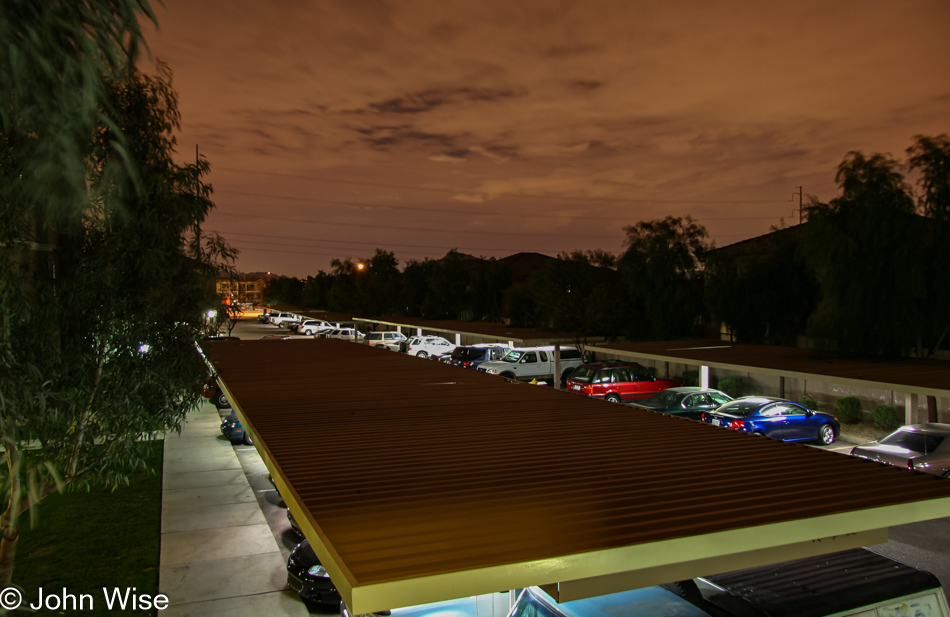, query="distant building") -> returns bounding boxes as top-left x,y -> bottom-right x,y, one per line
216,276 -> 265,305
